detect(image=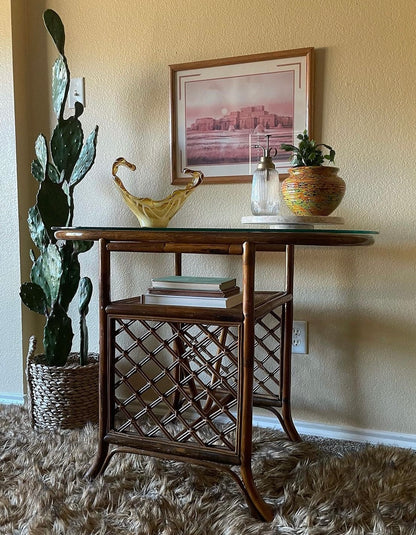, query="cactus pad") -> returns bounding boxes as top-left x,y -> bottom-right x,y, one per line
43,9 -> 65,55
34,134 -> 48,178
78,277 -> 93,315
31,159 -> 44,182
69,127 -> 98,186
37,177 -> 69,239
72,240 -> 94,254
51,117 -> 83,179
31,244 -> 63,306
44,304 -> 73,366
78,276 -> 93,365
47,162 -> 62,184
52,57 -> 69,119
20,282 -> 48,315
27,205 -> 49,251
58,243 -> 81,312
